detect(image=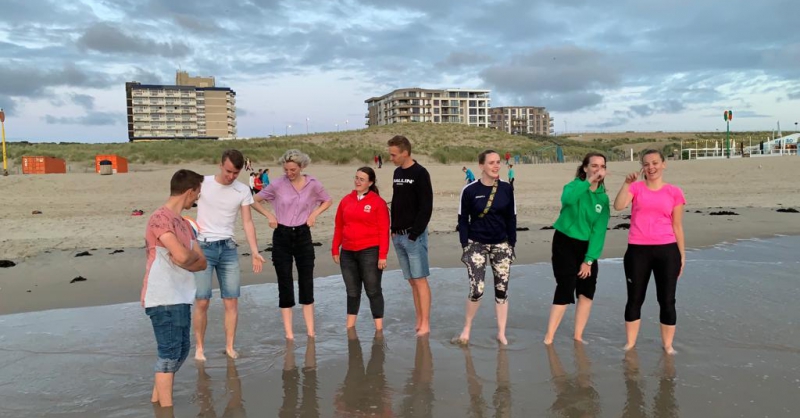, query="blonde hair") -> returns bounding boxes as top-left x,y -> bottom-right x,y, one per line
278,149 -> 311,169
